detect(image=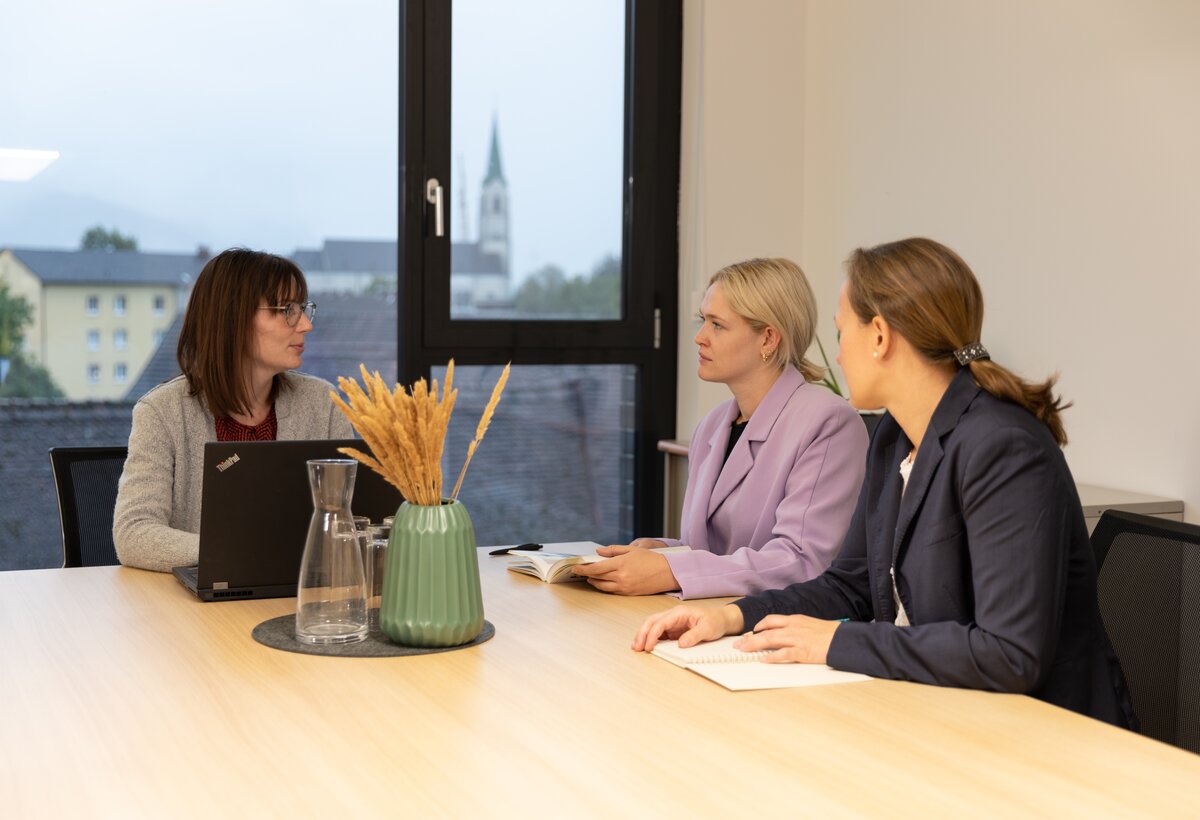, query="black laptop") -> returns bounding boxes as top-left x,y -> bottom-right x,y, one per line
172,439 -> 403,601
